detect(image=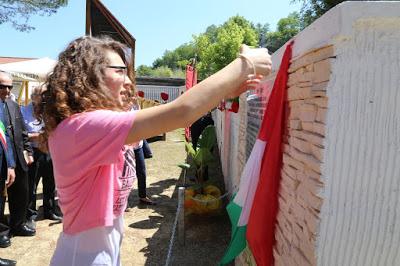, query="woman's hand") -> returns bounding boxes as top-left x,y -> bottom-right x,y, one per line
240,44 -> 272,77
226,74 -> 263,99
